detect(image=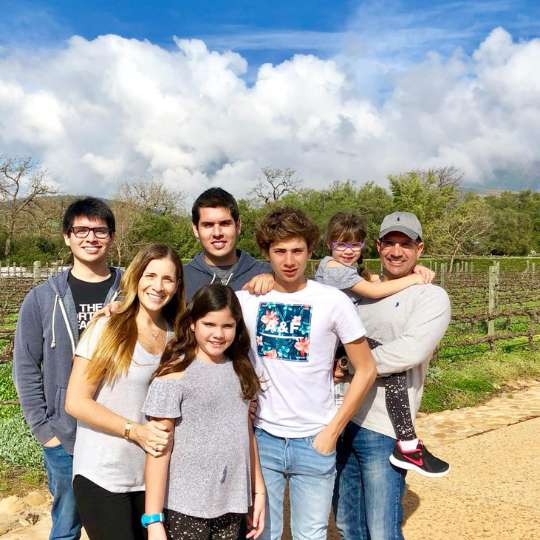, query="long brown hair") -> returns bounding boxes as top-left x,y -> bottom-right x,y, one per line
155,284 -> 261,400
325,212 -> 371,280
85,243 -> 185,385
